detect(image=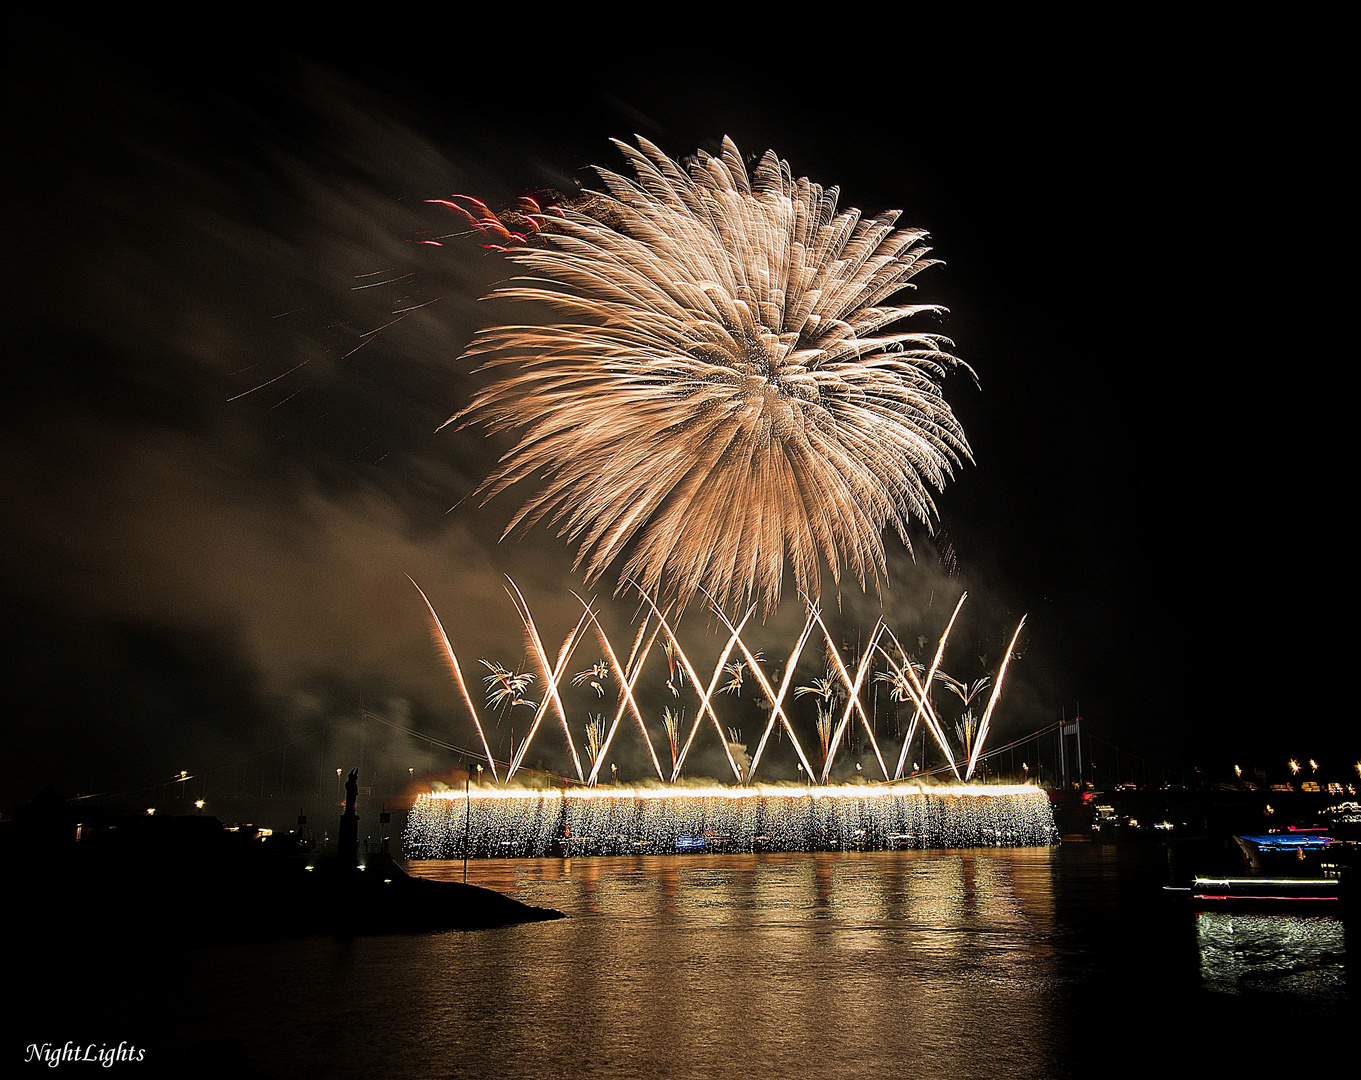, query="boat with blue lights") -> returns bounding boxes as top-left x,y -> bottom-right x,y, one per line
1233,827 -> 1335,873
